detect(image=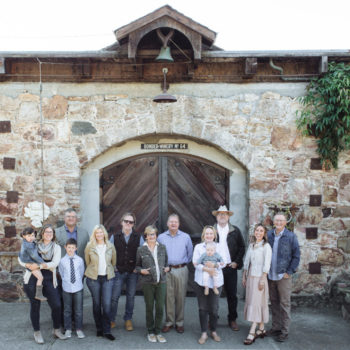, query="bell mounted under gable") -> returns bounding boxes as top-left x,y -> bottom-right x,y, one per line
155,46 -> 174,62
155,28 -> 174,63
